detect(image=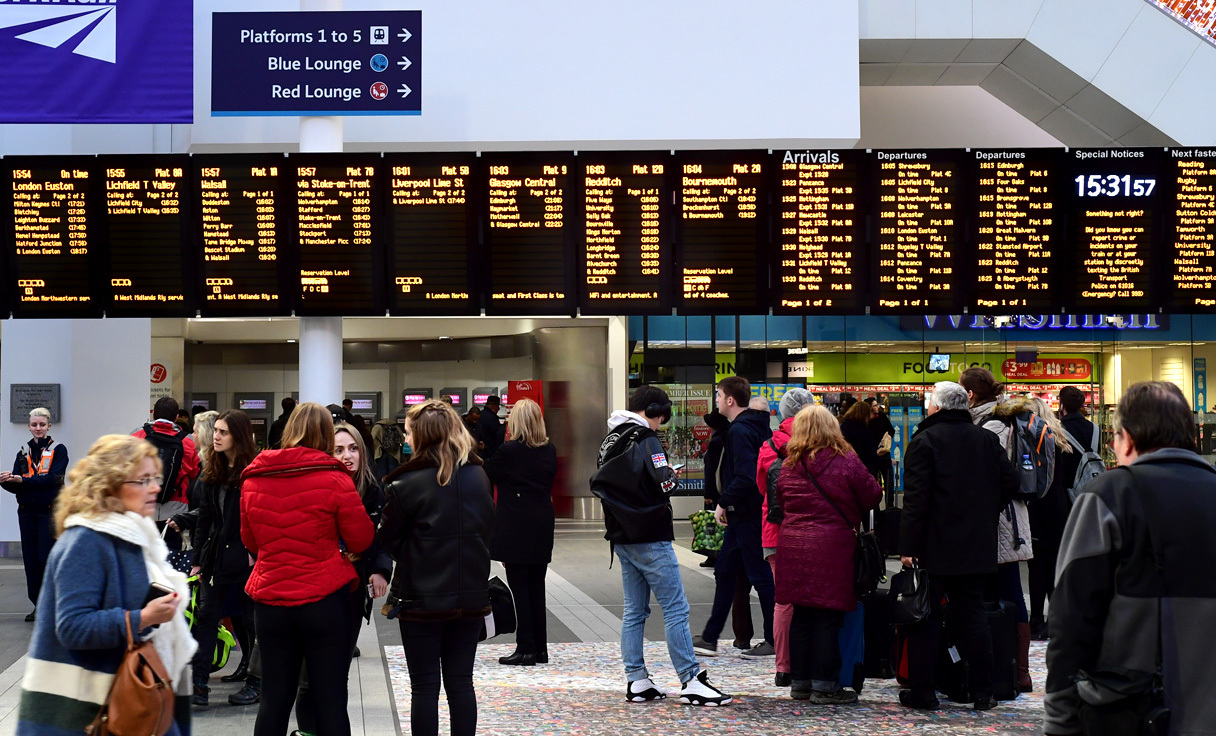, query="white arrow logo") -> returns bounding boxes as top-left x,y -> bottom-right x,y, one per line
0,3 -> 117,63
397,28 -> 412,43
397,56 -> 412,71
397,84 -> 412,98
